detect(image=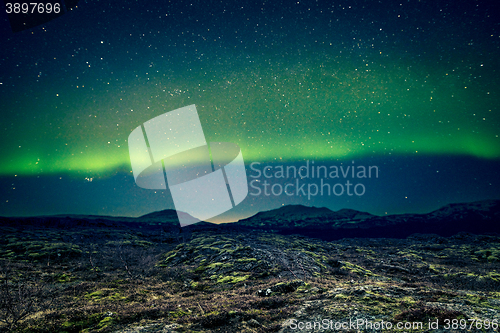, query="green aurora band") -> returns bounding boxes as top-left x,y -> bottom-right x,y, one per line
2,55 -> 499,176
